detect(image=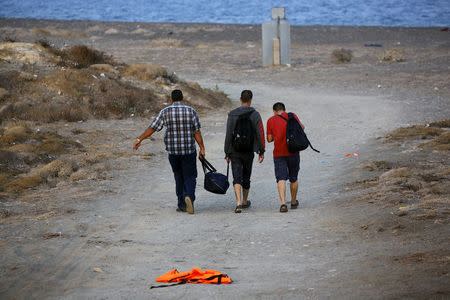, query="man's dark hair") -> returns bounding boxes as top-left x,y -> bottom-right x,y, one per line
273,102 -> 286,112
171,89 -> 183,102
240,90 -> 253,103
